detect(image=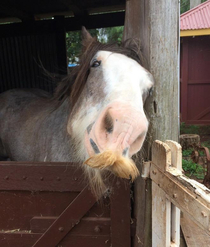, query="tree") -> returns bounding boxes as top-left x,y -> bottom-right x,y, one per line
66,29 -> 99,64
180,0 -> 207,14
66,27 -> 124,64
